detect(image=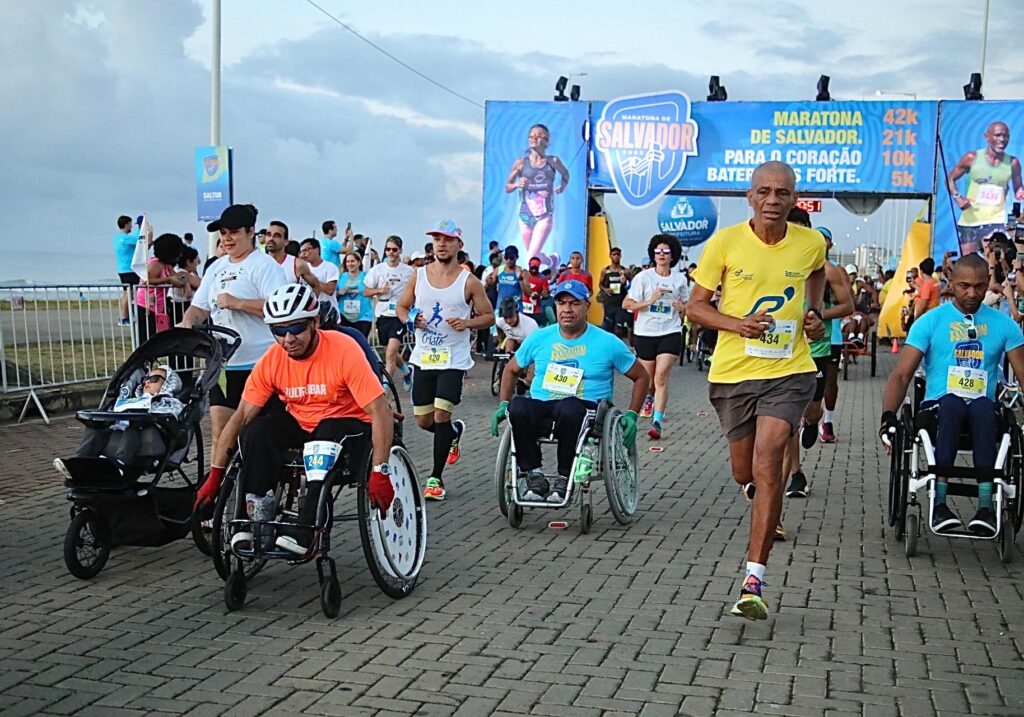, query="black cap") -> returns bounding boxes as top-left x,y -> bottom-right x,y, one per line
206,204 -> 257,232
499,296 -> 518,319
